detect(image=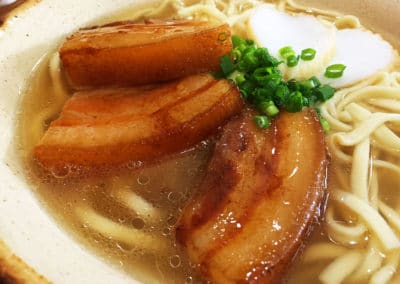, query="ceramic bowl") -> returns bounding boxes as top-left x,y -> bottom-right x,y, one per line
0,0 -> 399,283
